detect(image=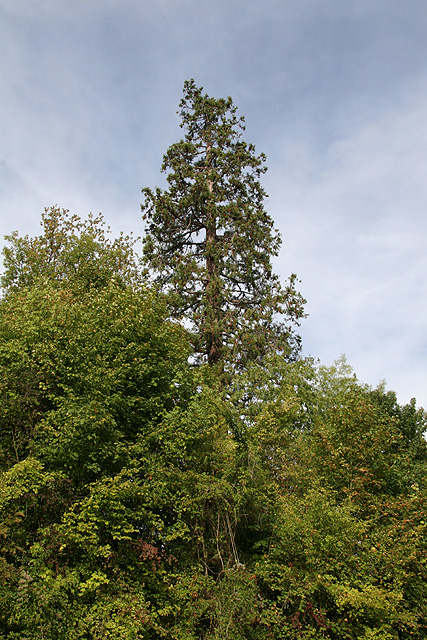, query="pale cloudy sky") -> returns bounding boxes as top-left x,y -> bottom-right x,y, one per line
1,0 -> 427,407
